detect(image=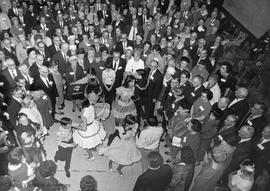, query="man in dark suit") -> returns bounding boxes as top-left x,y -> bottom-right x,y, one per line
97,3 -> 112,25
18,64 -> 33,90
185,75 -> 205,109
36,16 -> 54,38
29,54 -> 44,79
48,36 -> 61,58
184,32 -> 198,52
2,39 -> 20,66
55,12 -> 68,31
33,66 -> 58,118
52,42 -> 69,76
17,7 -> 28,33
220,125 -> 255,185
224,87 -> 250,125
143,59 -> 163,118
112,12 -> 125,31
0,58 -> 22,96
115,33 -> 134,55
217,114 -> 239,140
36,41 -> 51,66
7,87 -> 23,129
7,1 -> 19,18
238,102 -> 268,137
107,49 -> 127,89
133,151 -> 172,191
125,19 -> 144,42
254,125 -> 270,179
